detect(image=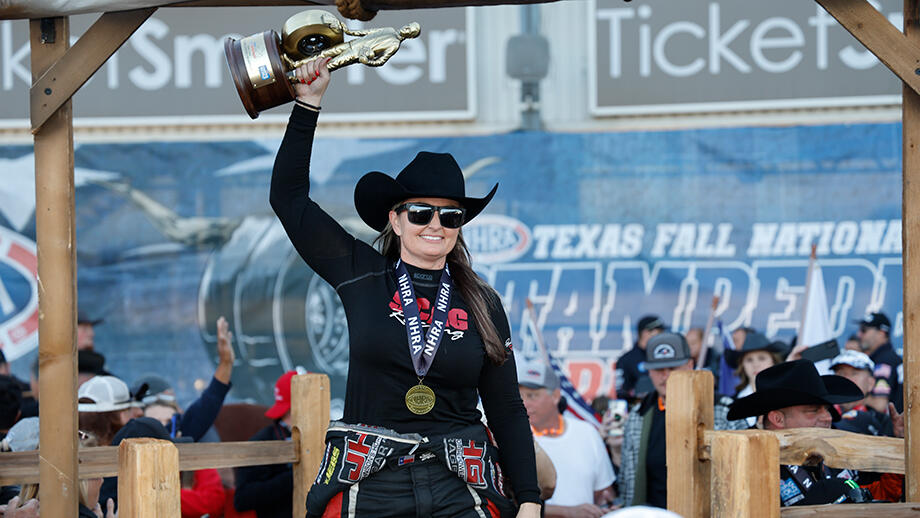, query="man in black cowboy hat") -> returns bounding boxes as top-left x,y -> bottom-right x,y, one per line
727,359 -> 898,507
855,312 -> 902,413
616,315 -> 666,401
